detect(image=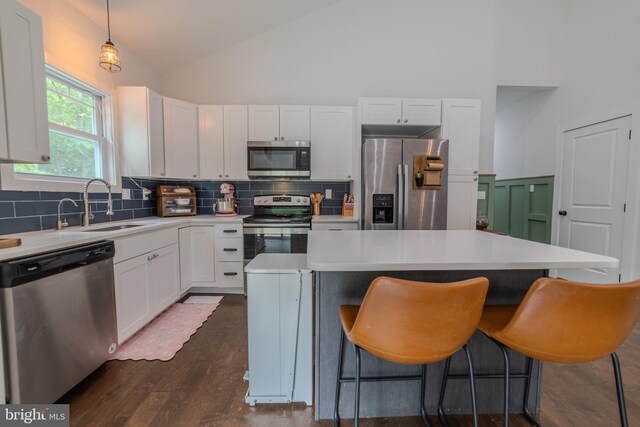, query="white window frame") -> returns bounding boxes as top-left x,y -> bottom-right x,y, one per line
0,65 -> 121,193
